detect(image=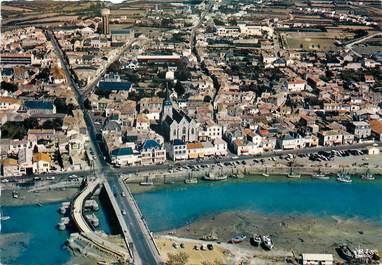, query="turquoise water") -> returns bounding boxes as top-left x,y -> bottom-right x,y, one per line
1,202 -> 71,265
1,178 -> 381,264
1,200 -> 112,265
134,178 -> 382,232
